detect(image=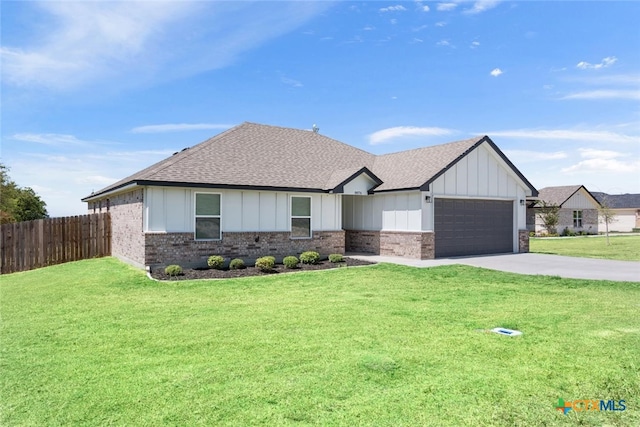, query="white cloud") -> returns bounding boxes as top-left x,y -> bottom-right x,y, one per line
490,68 -> 503,77
5,147 -> 176,217
486,129 -> 640,144
415,1 -> 431,12
412,38 -> 424,43
561,90 -> 640,100
471,41 -> 480,48
369,126 -> 455,145
576,56 -> 617,70
502,150 -> 568,162
437,40 -> 452,47
412,24 -> 428,32
568,147 -> 640,176
281,77 -> 303,88
1,2 -> 332,91
437,3 -> 458,12
562,156 -> 640,174
131,123 -> 234,134
577,148 -> 622,159
12,133 -> 93,146
379,5 -> 407,12
463,1 -> 501,14
363,26 -> 376,31
421,5 -> 431,12
435,21 -> 447,27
